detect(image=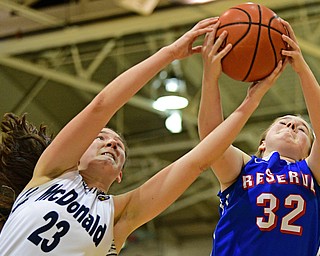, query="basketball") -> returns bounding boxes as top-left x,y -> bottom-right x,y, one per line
216,3 -> 288,82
